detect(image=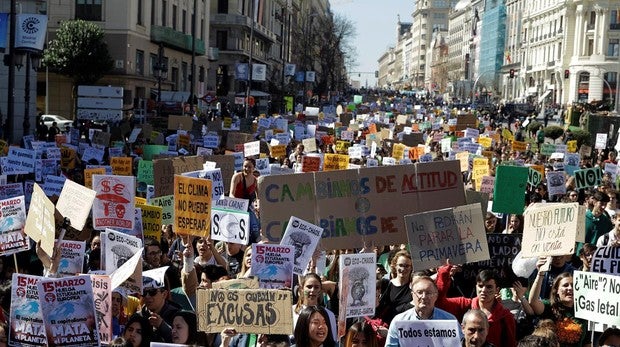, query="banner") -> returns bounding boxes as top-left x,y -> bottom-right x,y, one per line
92,175 -> 135,230
58,240 -> 86,276
574,270 -> 620,325
250,243 -> 294,289
0,195 -> 29,256
37,275 -> 100,346
252,63 -> 267,81
10,274 -> 47,346
174,175 -> 212,237
339,253 -> 376,318
405,203 -> 490,270
258,161 -> 466,250
522,203 -> 584,257
390,320 -> 461,347
197,289 -> 293,334
15,14 -> 48,51
211,208 -> 249,245
280,216 -> 323,275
